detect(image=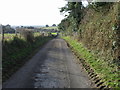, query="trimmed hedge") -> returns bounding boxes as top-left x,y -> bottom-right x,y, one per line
2,36 -> 53,82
